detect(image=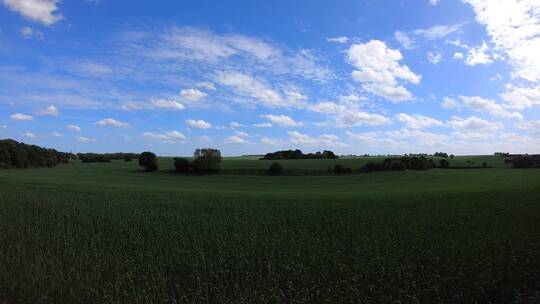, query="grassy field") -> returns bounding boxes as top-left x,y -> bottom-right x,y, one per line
0,157 -> 538,303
